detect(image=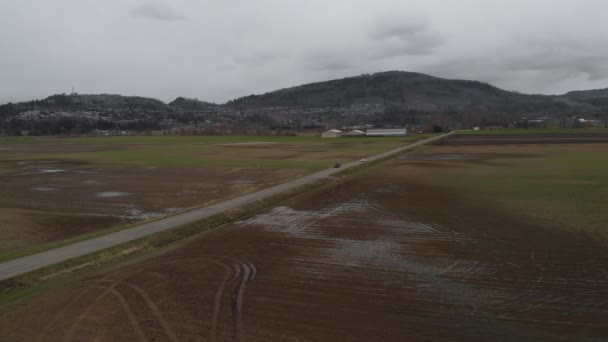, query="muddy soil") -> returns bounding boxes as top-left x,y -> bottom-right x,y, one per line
2,158 -> 607,341
0,160 -> 300,254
